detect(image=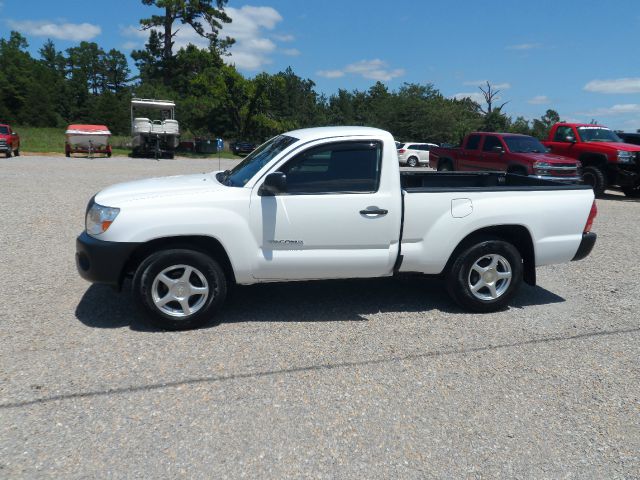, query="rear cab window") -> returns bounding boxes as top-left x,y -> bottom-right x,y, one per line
465,135 -> 482,150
